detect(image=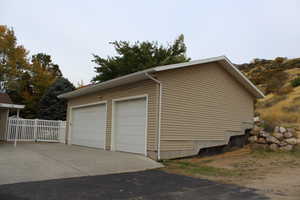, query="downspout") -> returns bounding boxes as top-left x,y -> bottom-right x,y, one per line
145,72 -> 162,160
